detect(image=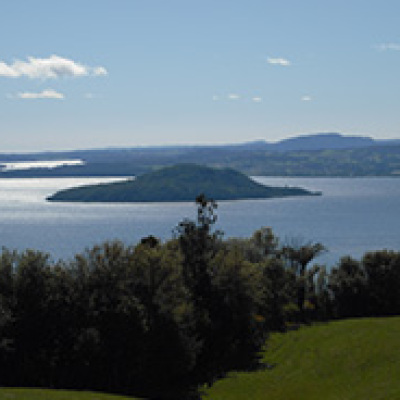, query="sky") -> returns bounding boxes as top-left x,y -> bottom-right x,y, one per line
1,0 -> 400,152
